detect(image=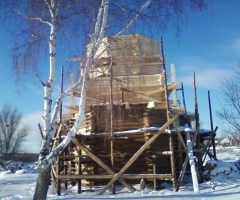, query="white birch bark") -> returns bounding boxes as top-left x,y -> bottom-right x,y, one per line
39,0 -> 109,169
38,0 -> 58,167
